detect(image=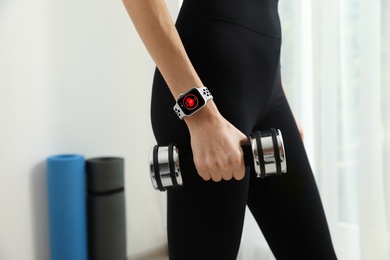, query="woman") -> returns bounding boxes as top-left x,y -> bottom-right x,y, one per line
122,0 -> 337,259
